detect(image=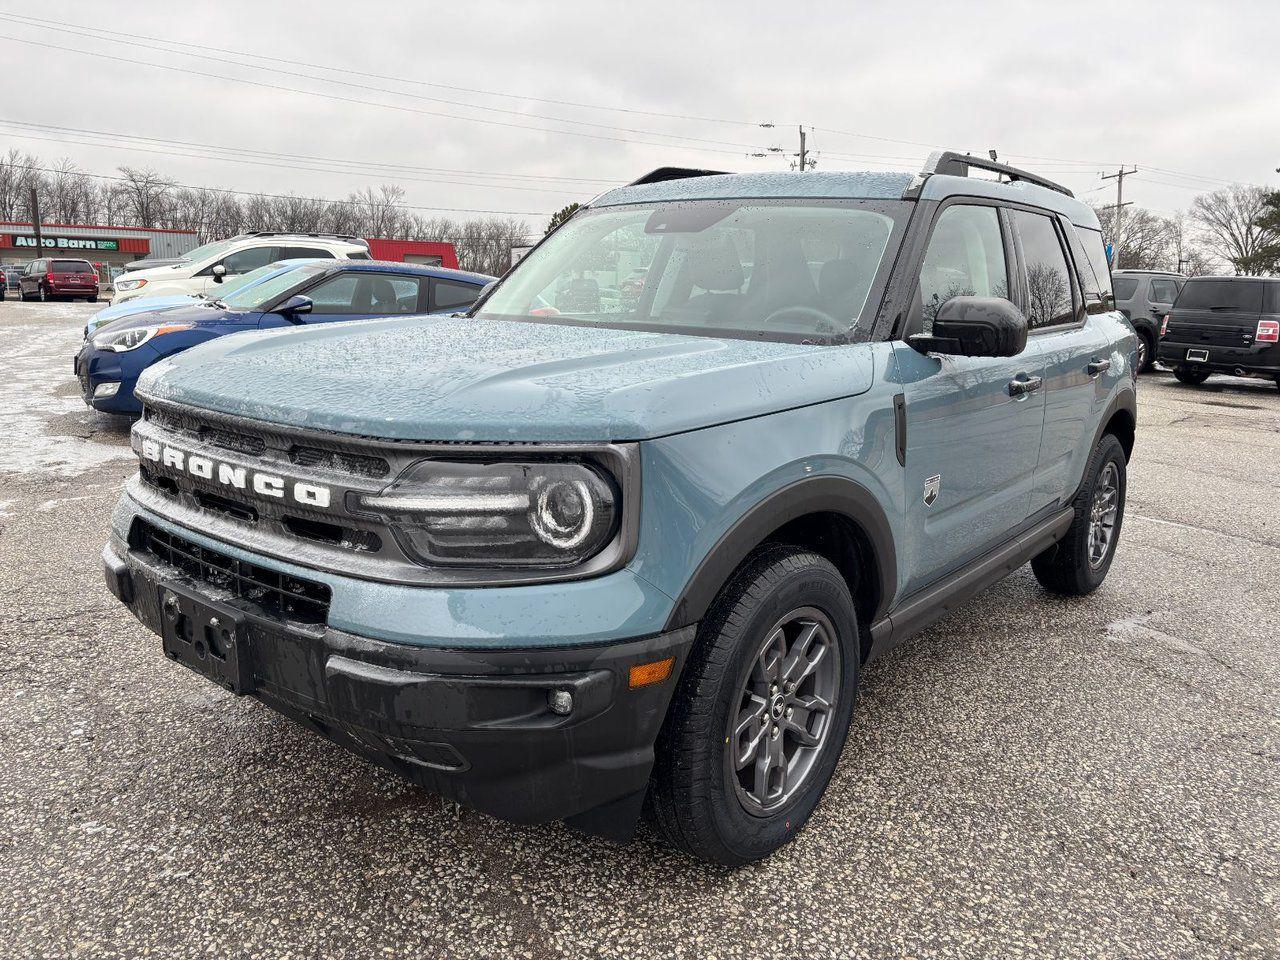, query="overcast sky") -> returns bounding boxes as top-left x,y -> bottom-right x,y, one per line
1,0 -> 1277,236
